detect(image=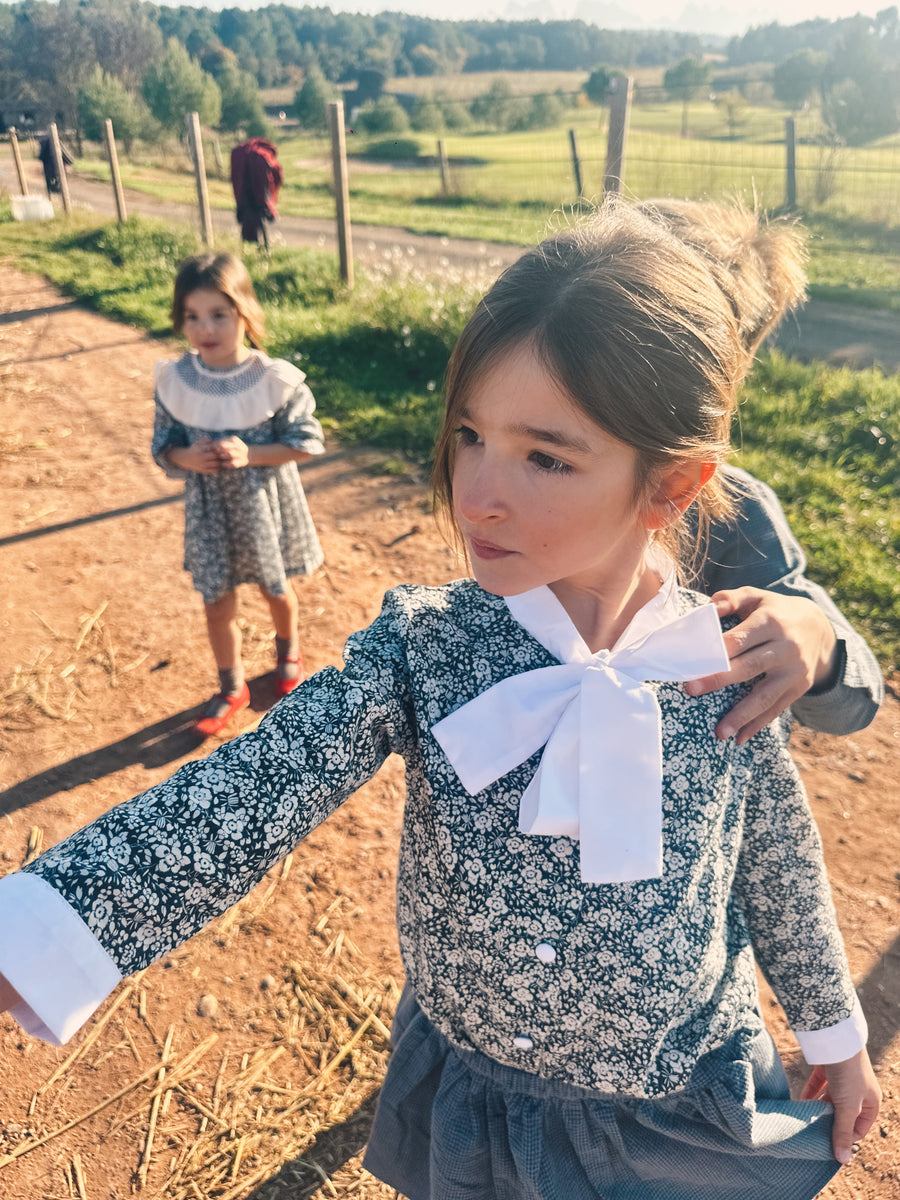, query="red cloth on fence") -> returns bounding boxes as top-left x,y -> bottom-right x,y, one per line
230,138 -> 284,243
